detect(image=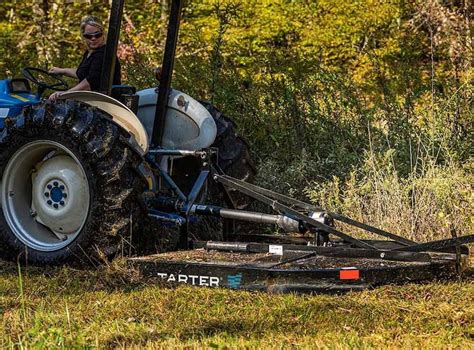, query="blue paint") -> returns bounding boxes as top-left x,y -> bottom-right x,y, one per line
227,273 -> 243,289
50,187 -> 63,203
0,79 -> 40,128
